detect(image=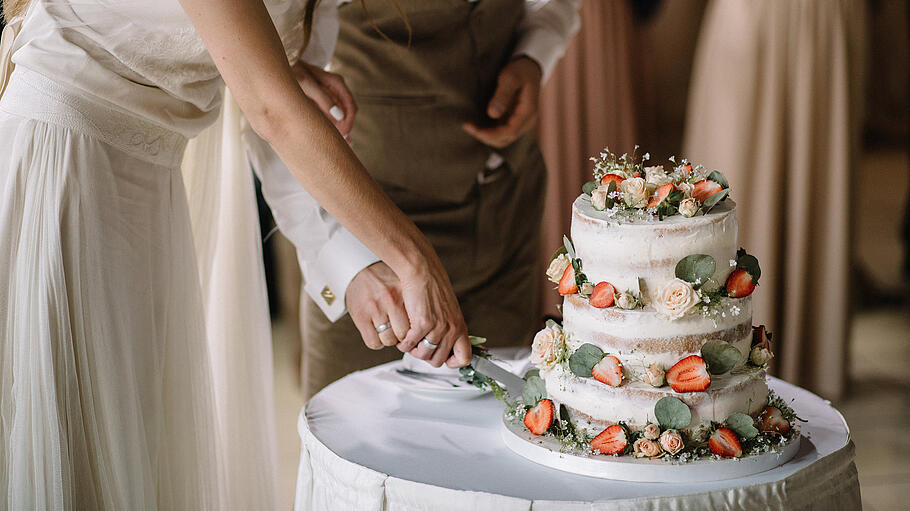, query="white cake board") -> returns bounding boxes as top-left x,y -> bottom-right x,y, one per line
501,416 -> 800,483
